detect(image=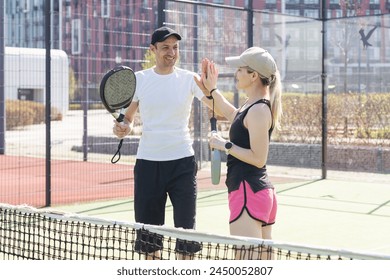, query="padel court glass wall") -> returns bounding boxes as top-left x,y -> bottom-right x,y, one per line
0,0 -> 389,207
